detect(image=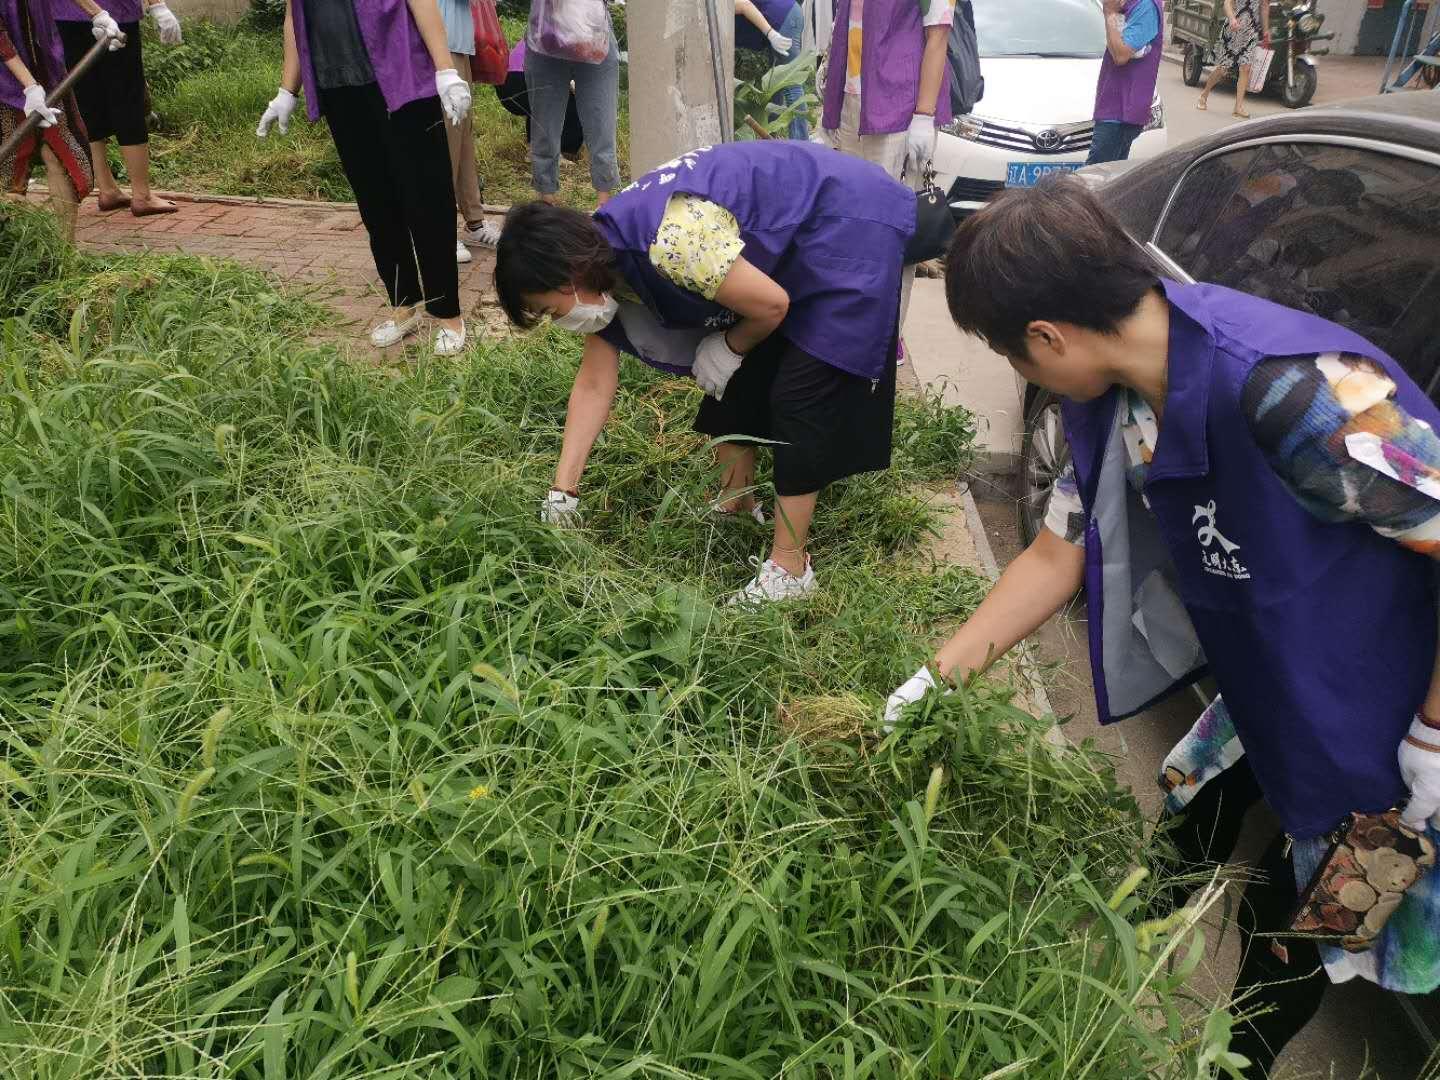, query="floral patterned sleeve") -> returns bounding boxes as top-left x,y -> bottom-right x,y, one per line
1043,461 -> 1088,547
647,194 -> 746,301
1242,352 -> 1440,557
